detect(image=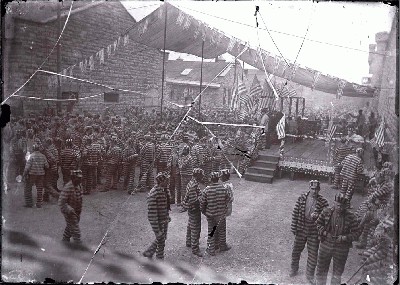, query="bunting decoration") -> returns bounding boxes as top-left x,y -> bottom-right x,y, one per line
69,65 -> 75,77
273,56 -> 282,74
89,55 -> 94,71
99,48 -> 105,64
123,34 -> 129,46
141,19 -> 149,35
183,15 -> 191,30
201,26 -> 207,42
79,61 -> 84,73
289,63 -> 300,80
227,37 -> 236,52
107,45 -> 112,57
117,36 -> 121,47
176,10 -> 185,26
337,79 -> 347,99
281,61 -> 290,77
311,71 -> 321,90
113,40 -> 118,53
158,6 -> 163,19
